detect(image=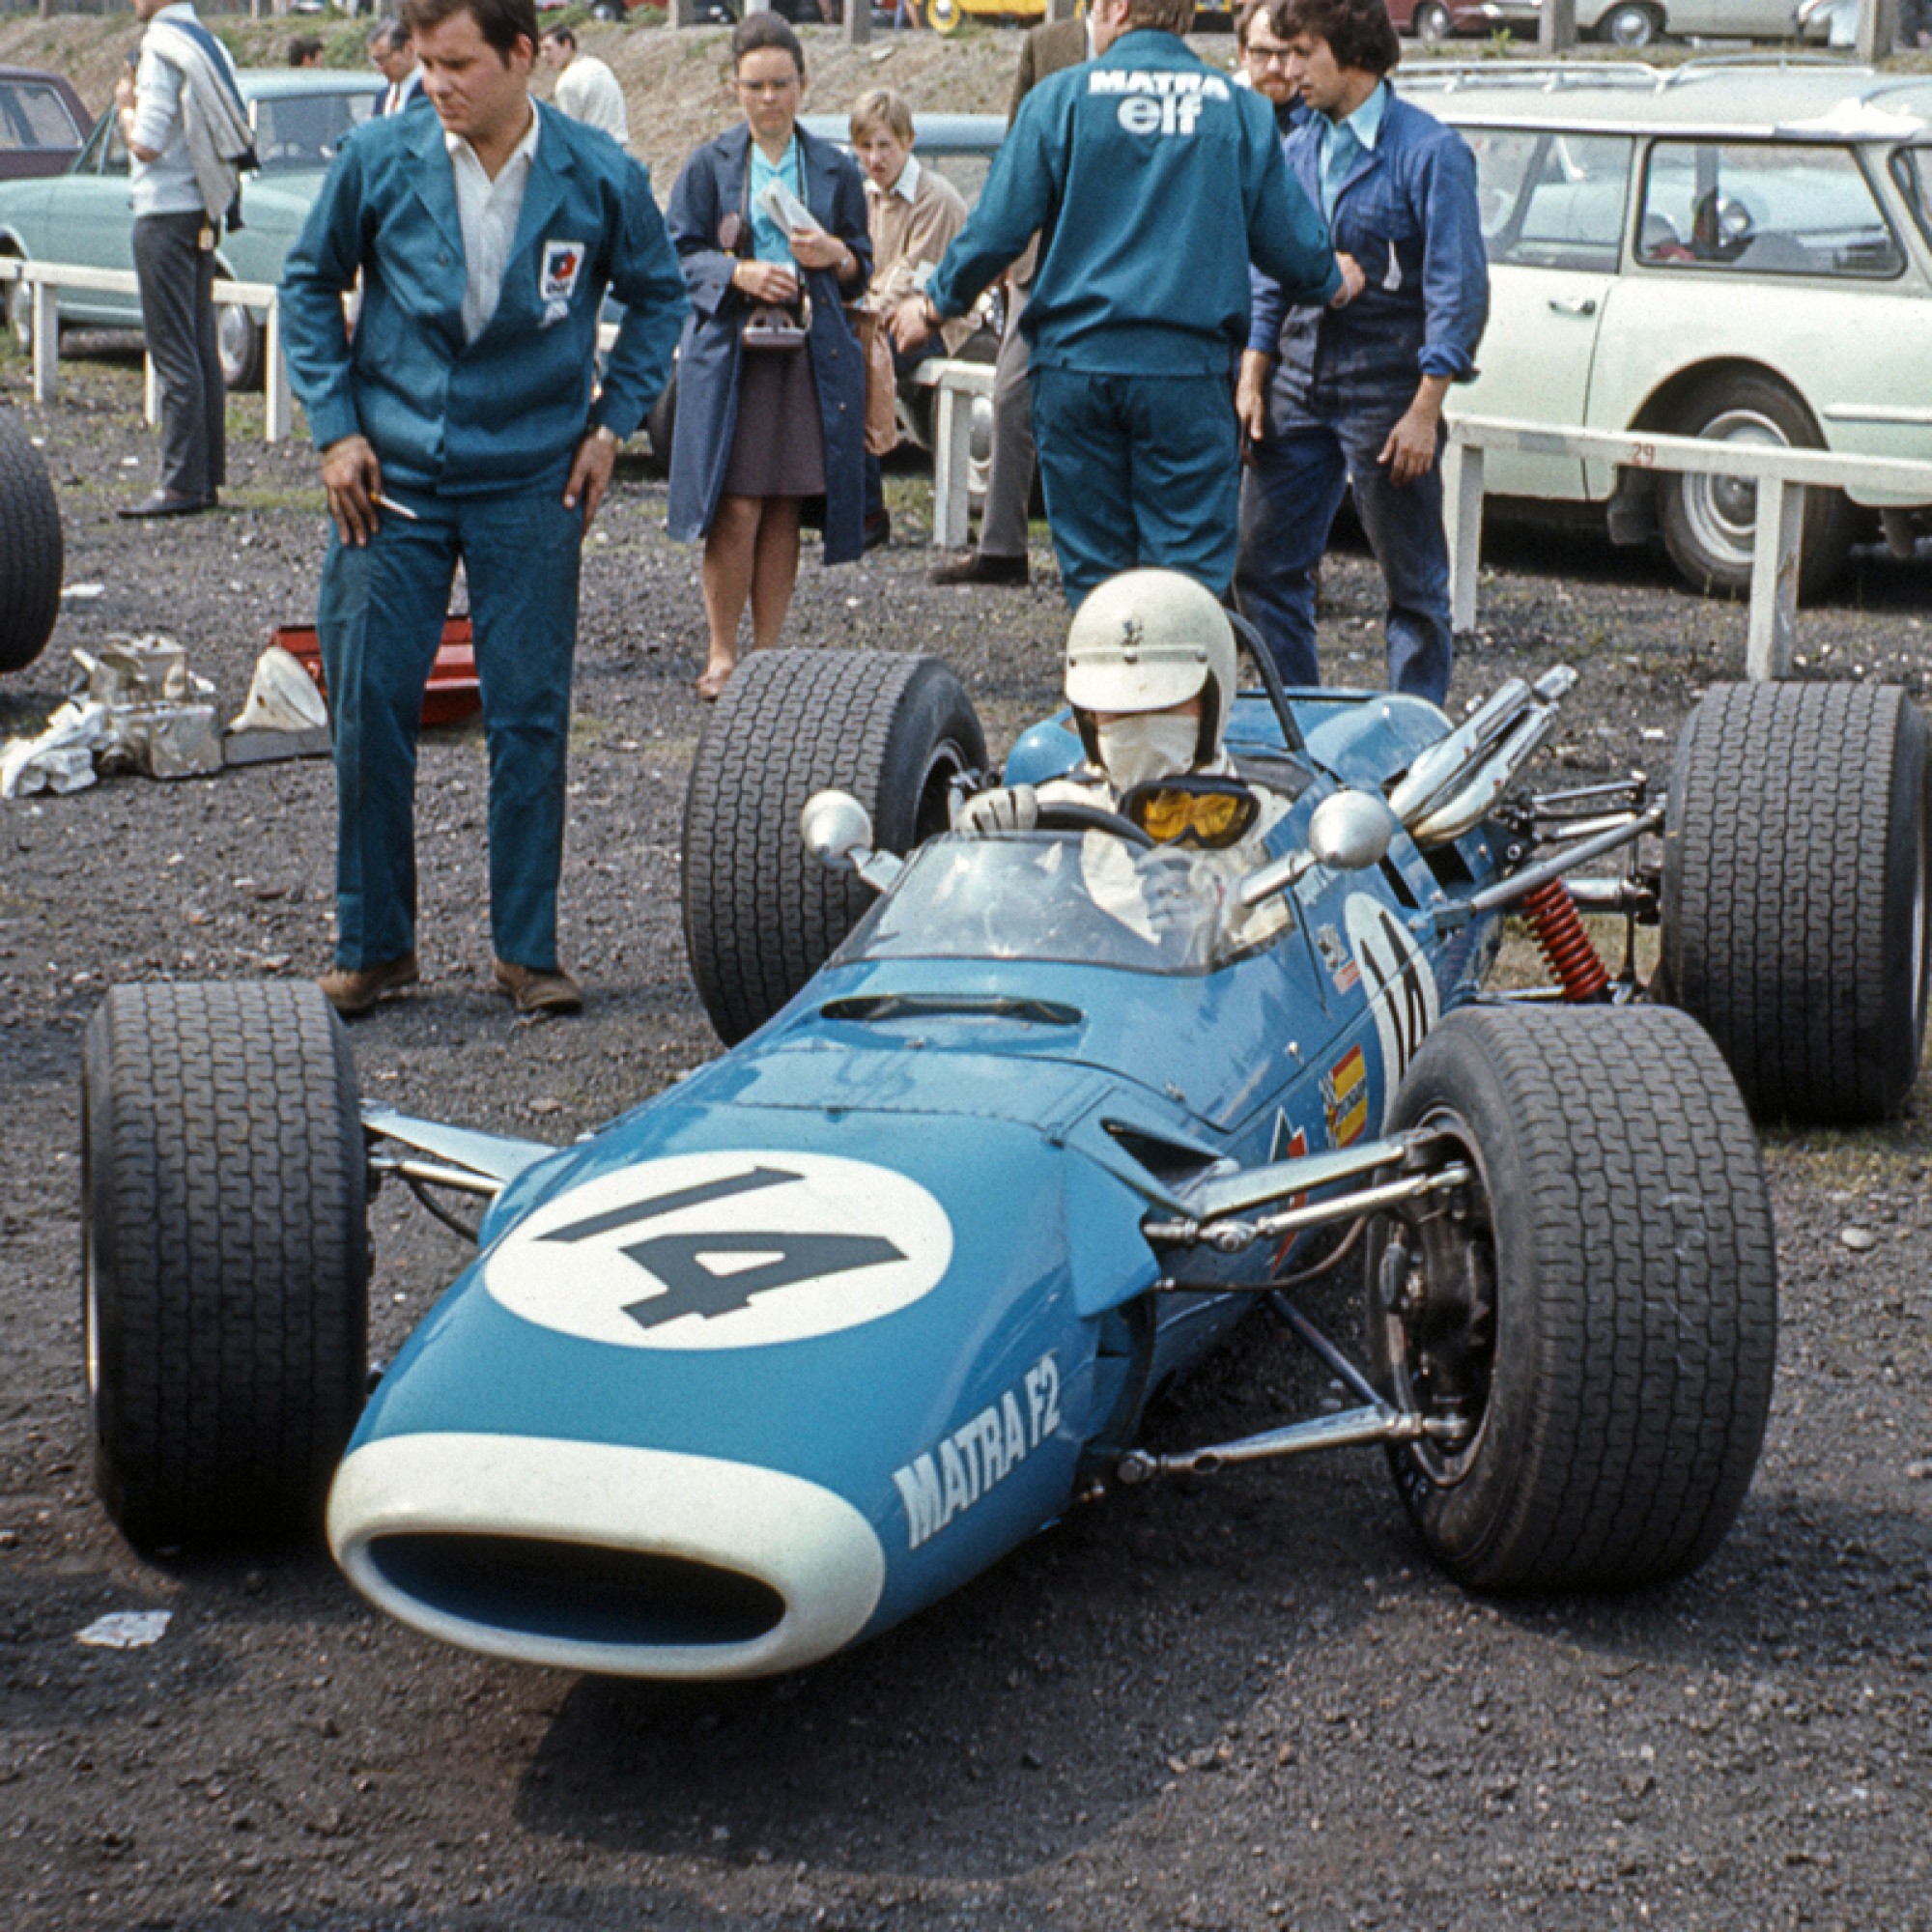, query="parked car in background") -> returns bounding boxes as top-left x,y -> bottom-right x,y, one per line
1390,0 -> 1819,45
0,70 -> 375,390
1406,58 -> 1932,595
1385,0 -> 1501,43
0,66 -> 89,184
